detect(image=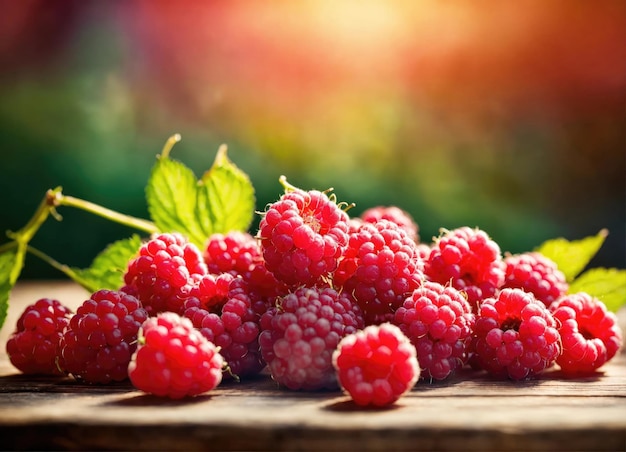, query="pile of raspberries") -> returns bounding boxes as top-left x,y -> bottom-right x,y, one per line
6,187 -> 623,406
